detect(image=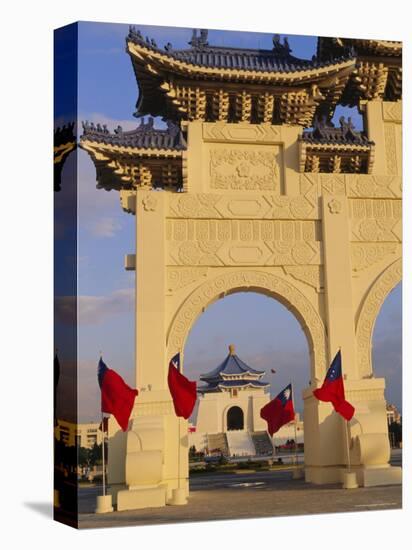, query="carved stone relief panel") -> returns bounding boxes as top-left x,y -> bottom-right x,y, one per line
166,267 -> 209,294
382,102 -> 402,123
351,243 -> 398,272
346,175 -> 401,199
209,147 -> 280,191
349,199 -> 402,242
297,173 -> 402,201
384,124 -> 398,175
283,266 -> 323,292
